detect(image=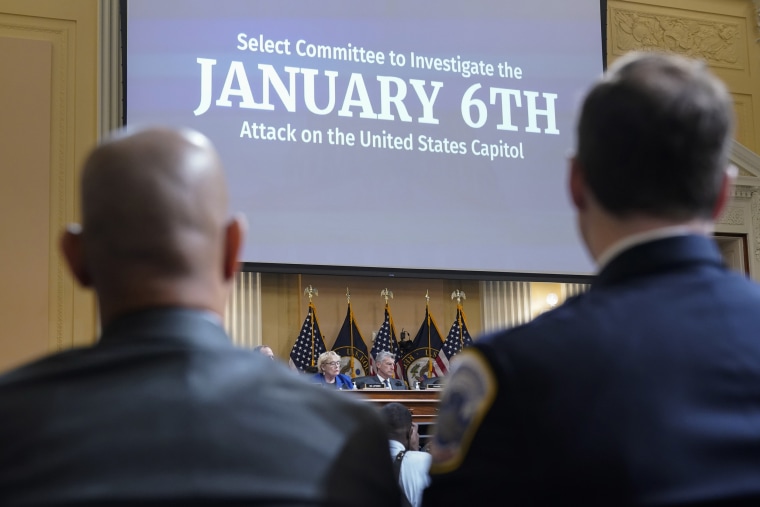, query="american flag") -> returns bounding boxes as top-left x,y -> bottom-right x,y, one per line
433,305 -> 474,376
370,304 -> 401,376
289,302 -> 327,372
